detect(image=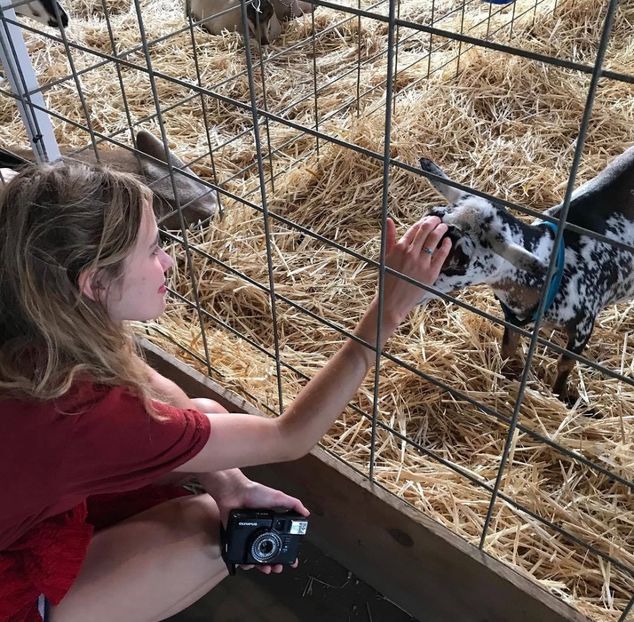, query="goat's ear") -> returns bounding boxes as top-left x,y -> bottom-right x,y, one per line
481,226 -> 547,275
136,130 -> 190,175
419,157 -> 466,204
135,130 -> 192,206
135,130 -> 219,227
